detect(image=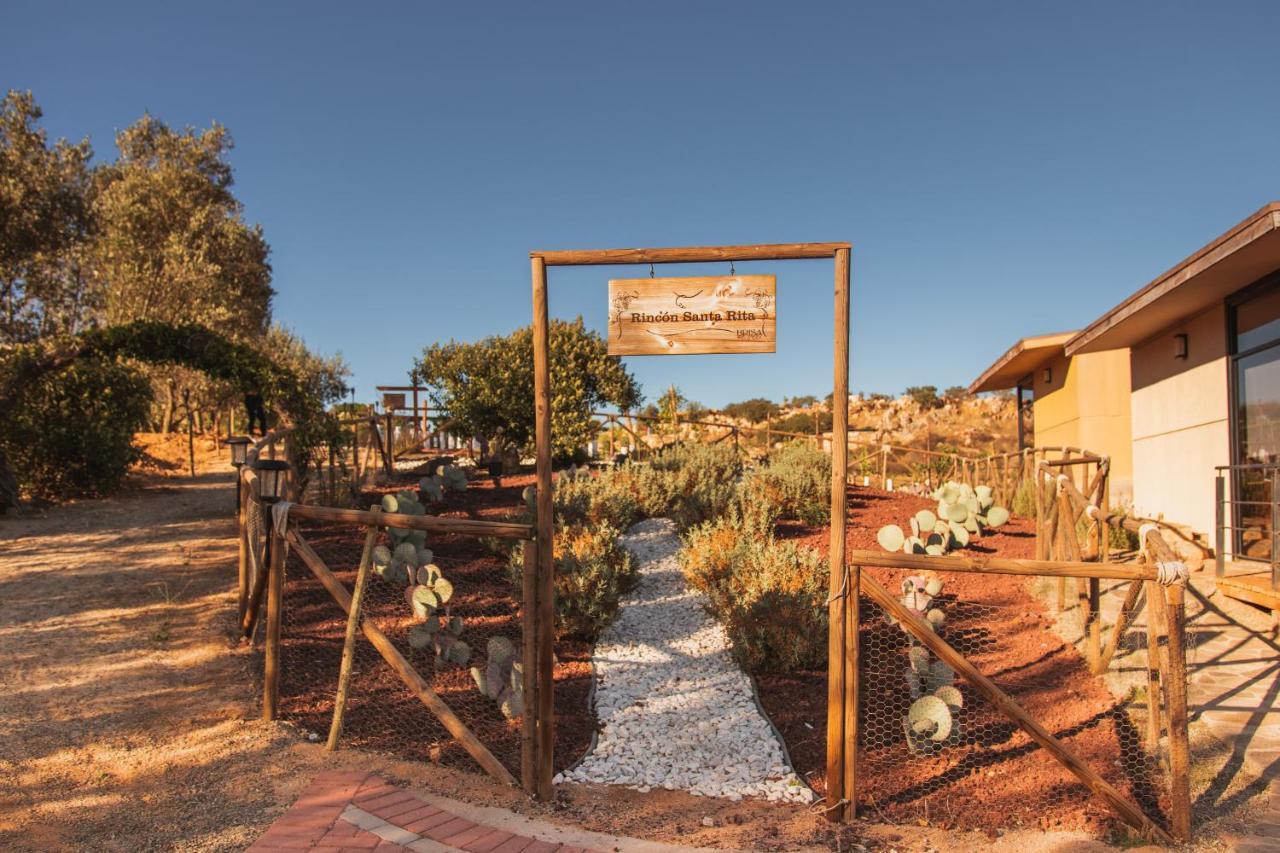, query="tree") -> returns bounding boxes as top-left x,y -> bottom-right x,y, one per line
657,385 -> 686,426
785,394 -> 817,408
89,115 -> 274,431
0,321 -> 330,509
905,385 -> 942,409
721,397 -> 779,423
91,115 -> 272,336
260,325 -> 351,414
416,317 -> 641,461
0,90 -> 94,344
942,385 -> 969,405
